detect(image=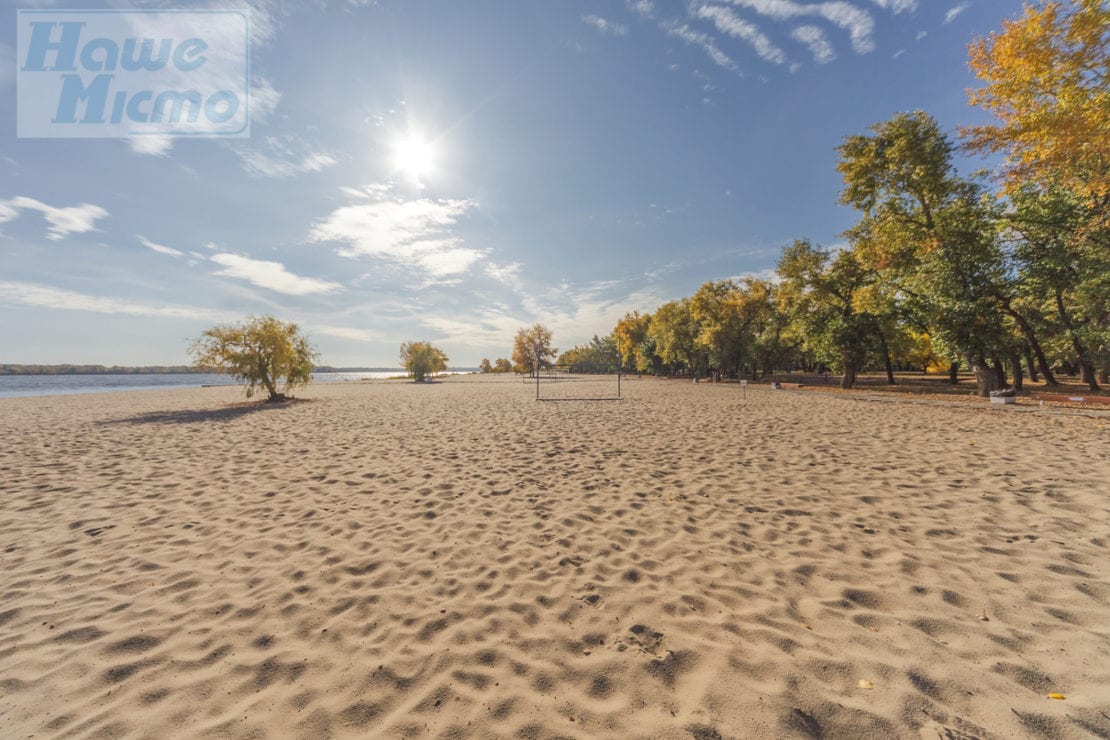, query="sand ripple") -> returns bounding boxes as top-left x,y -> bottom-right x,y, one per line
1,378 -> 1108,738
